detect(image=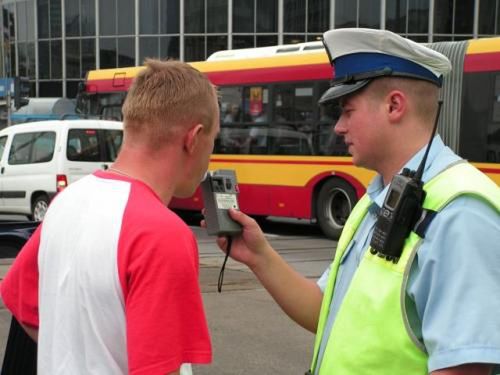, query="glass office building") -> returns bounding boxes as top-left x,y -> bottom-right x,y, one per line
1,0 -> 499,98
